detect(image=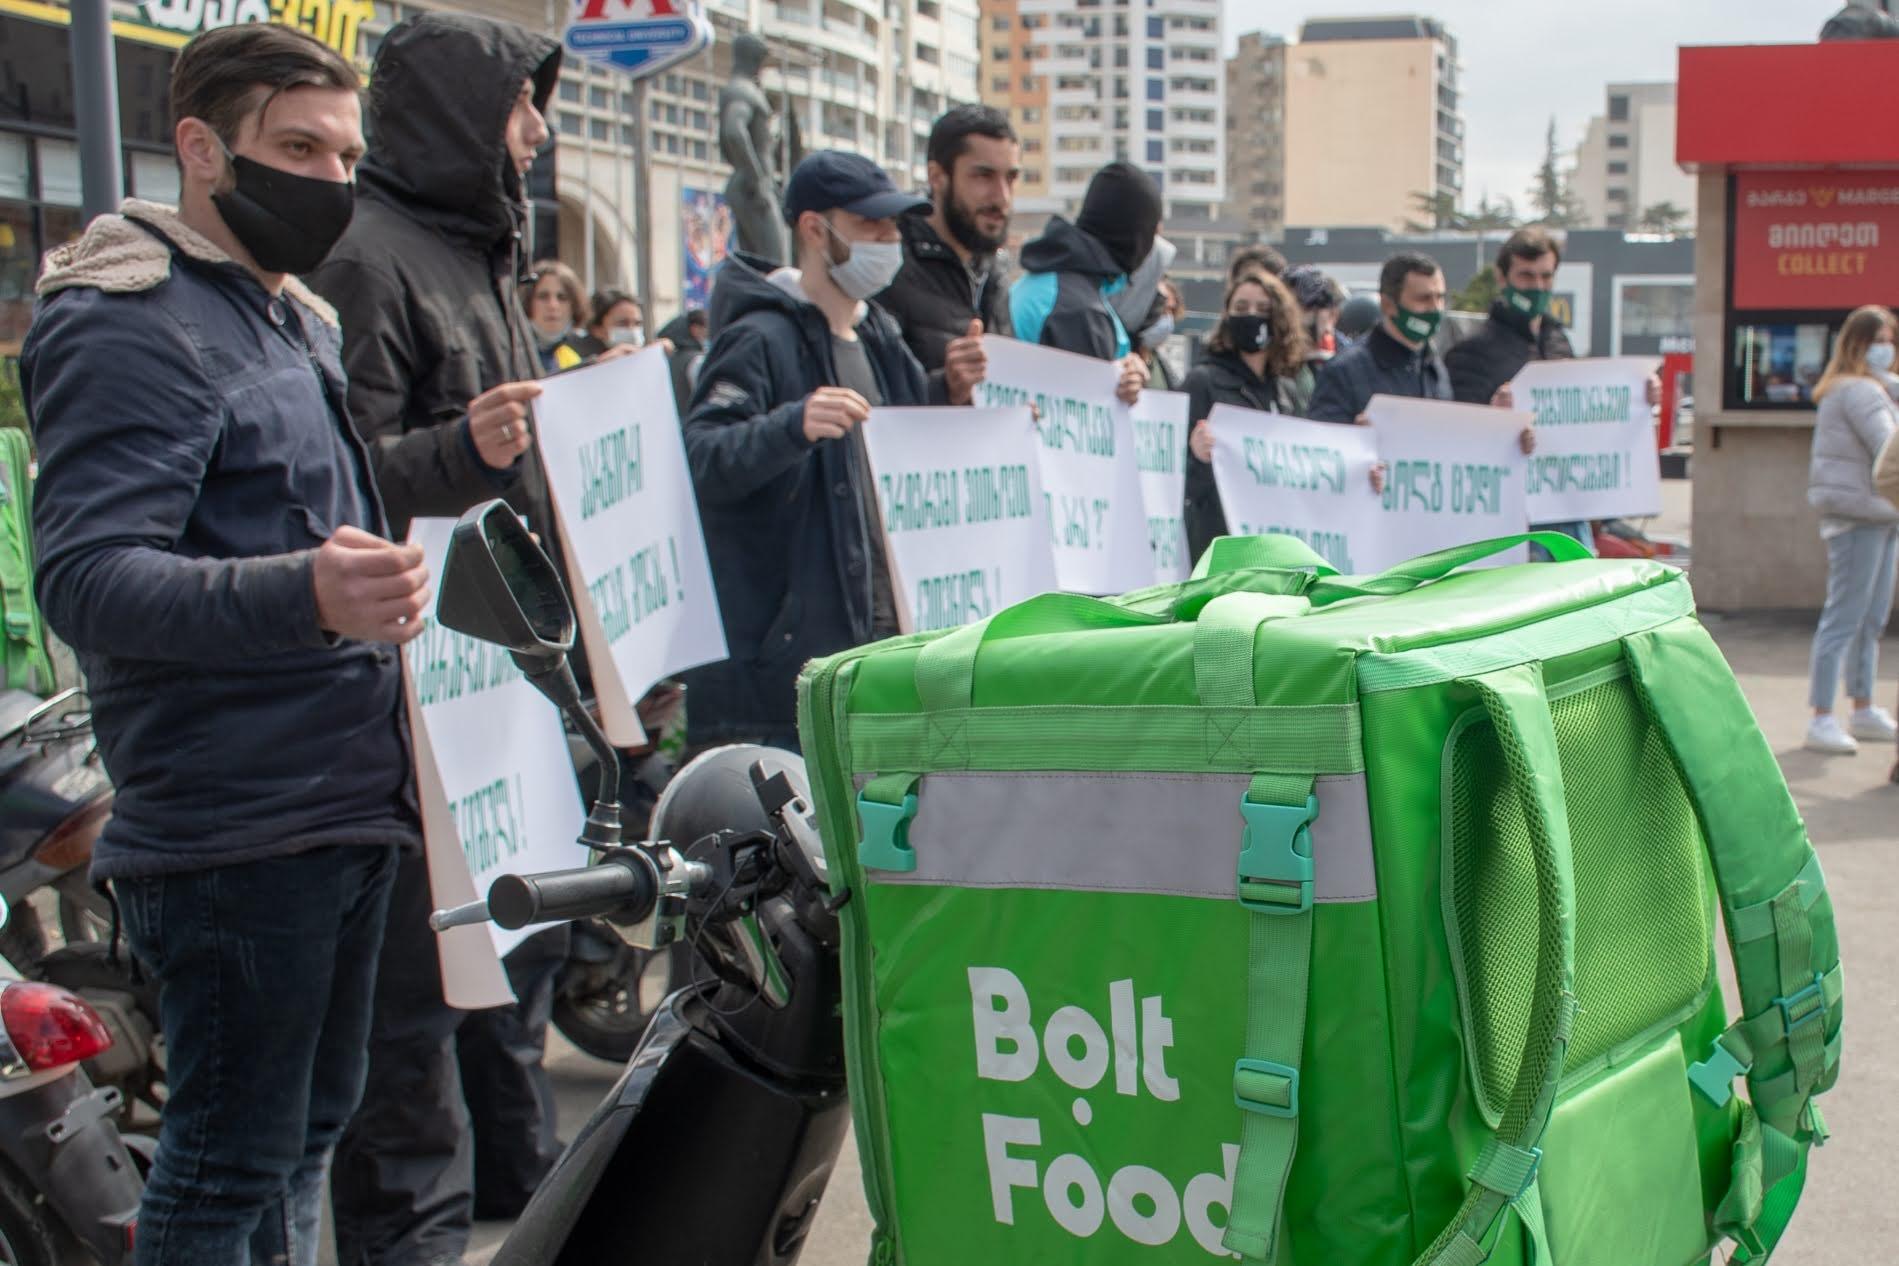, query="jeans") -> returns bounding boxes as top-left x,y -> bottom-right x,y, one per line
1809,522 -> 1899,710
1529,520 -> 1596,561
331,850 -> 567,1266
116,844 -> 399,1266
